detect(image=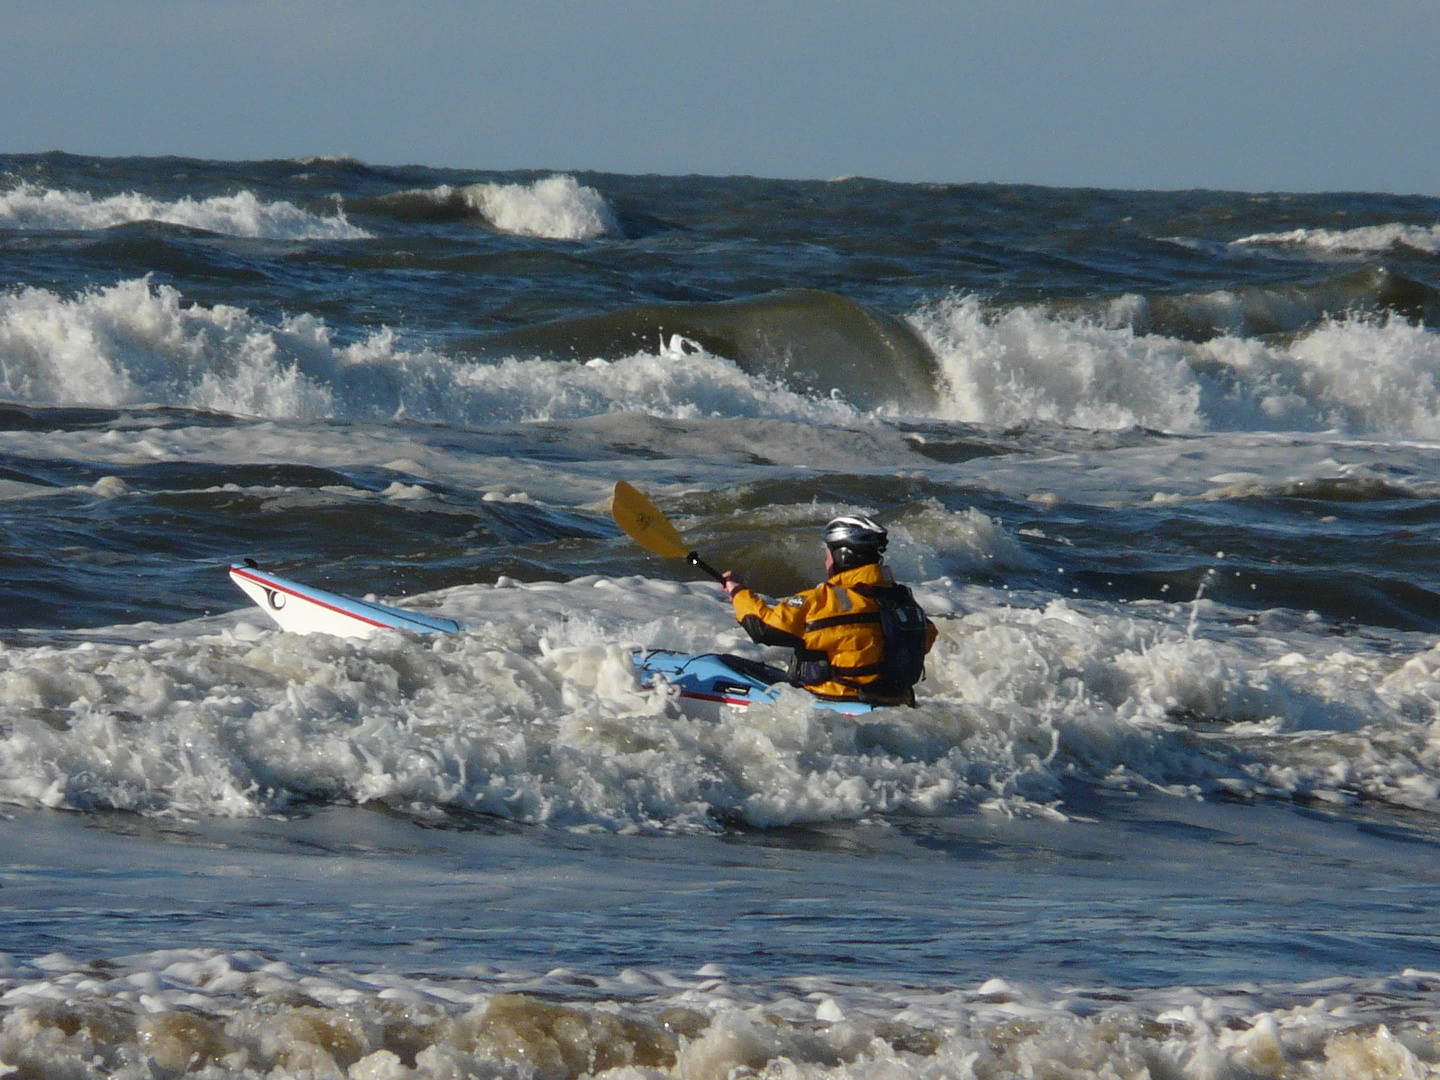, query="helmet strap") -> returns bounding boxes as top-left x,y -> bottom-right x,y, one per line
828,545 -> 882,573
